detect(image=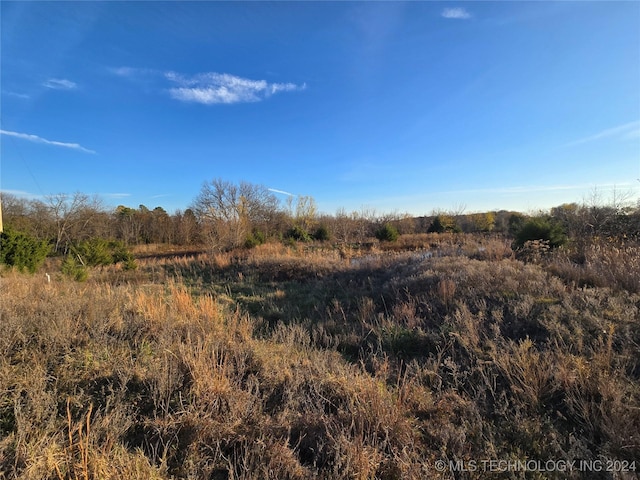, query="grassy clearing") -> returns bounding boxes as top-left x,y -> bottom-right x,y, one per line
1,234 -> 639,479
